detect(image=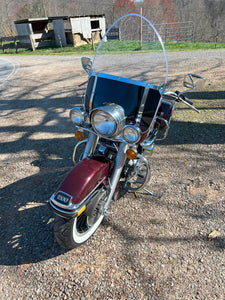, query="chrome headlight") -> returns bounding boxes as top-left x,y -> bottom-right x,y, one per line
70,107 -> 86,125
123,125 -> 141,143
90,103 -> 125,138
